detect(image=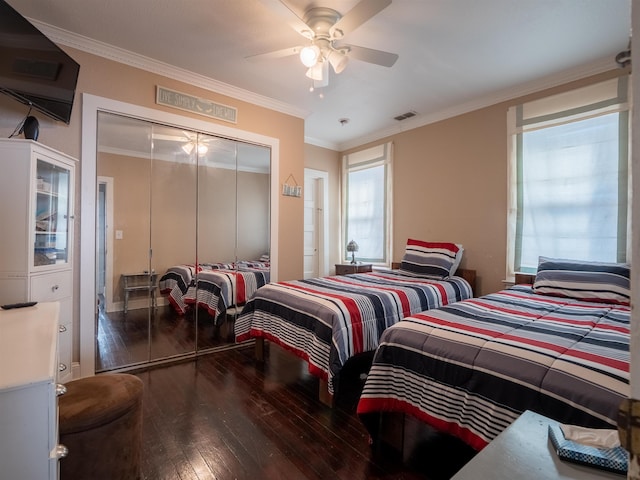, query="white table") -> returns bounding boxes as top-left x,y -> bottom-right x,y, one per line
452,410 -> 625,479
